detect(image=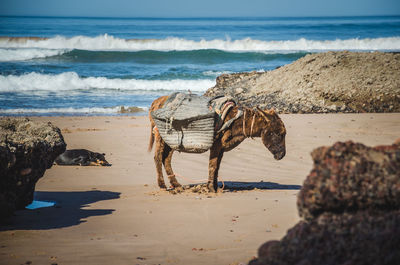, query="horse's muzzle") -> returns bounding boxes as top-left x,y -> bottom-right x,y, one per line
274,149 -> 286,160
